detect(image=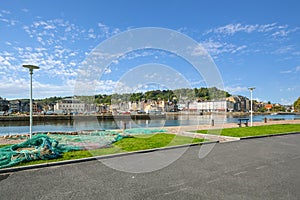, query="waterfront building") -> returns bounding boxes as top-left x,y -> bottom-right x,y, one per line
226,96 -> 249,112
197,100 -> 228,112
0,97 -> 9,111
9,100 -> 21,112
54,98 -> 85,114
